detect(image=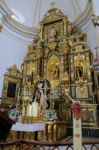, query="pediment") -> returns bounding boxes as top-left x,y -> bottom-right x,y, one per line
5,65 -> 22,77
40,8 -> 67,24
